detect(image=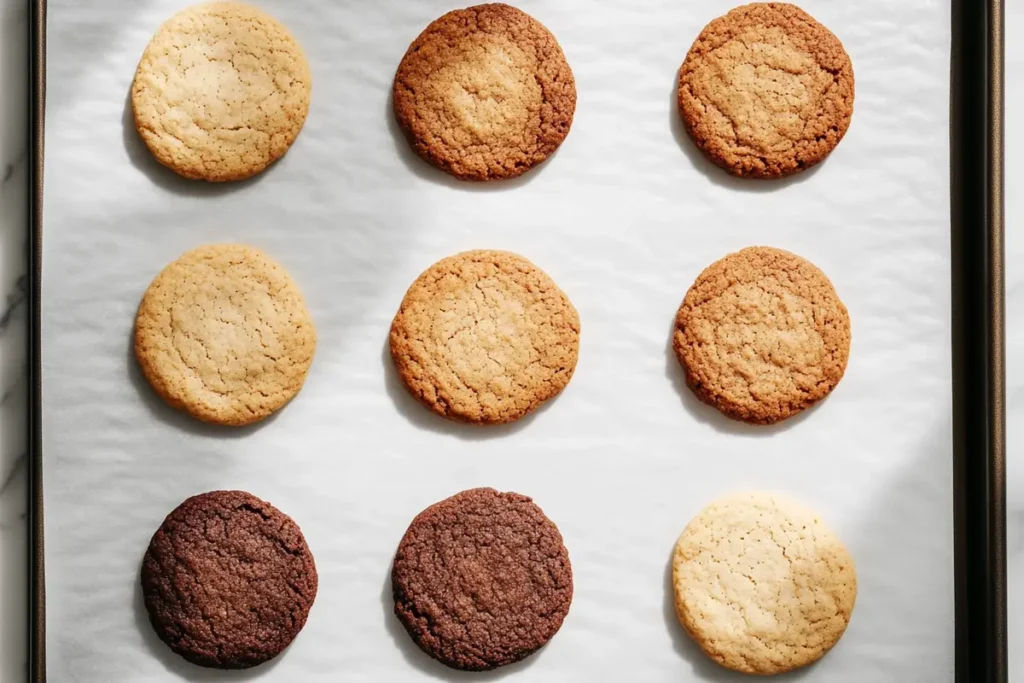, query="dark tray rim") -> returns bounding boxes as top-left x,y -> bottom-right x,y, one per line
25,1 -> 1008,680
